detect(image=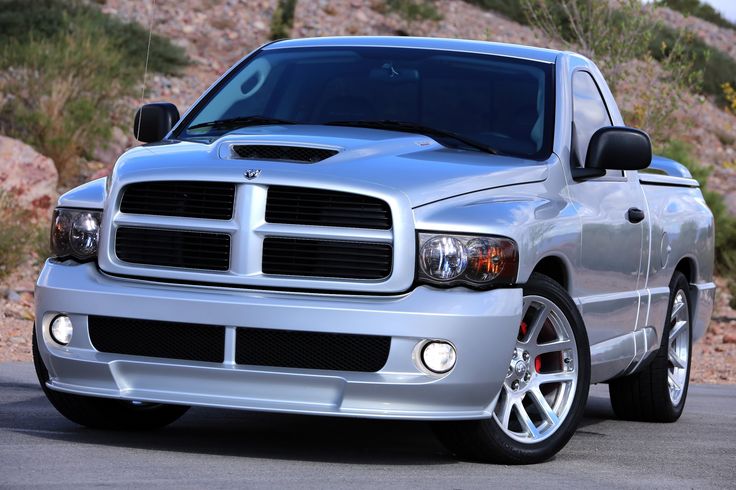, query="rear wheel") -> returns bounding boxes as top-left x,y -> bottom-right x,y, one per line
609,271 -> 692,422
434,273 -> 590,464
33,328 -> 189,430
